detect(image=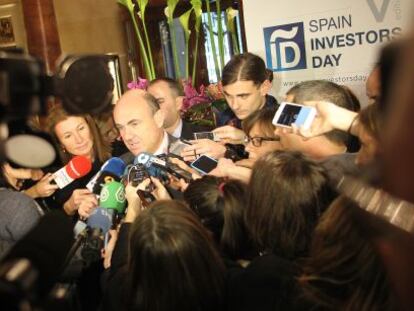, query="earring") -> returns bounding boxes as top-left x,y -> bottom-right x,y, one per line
61,146 -> 67,153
